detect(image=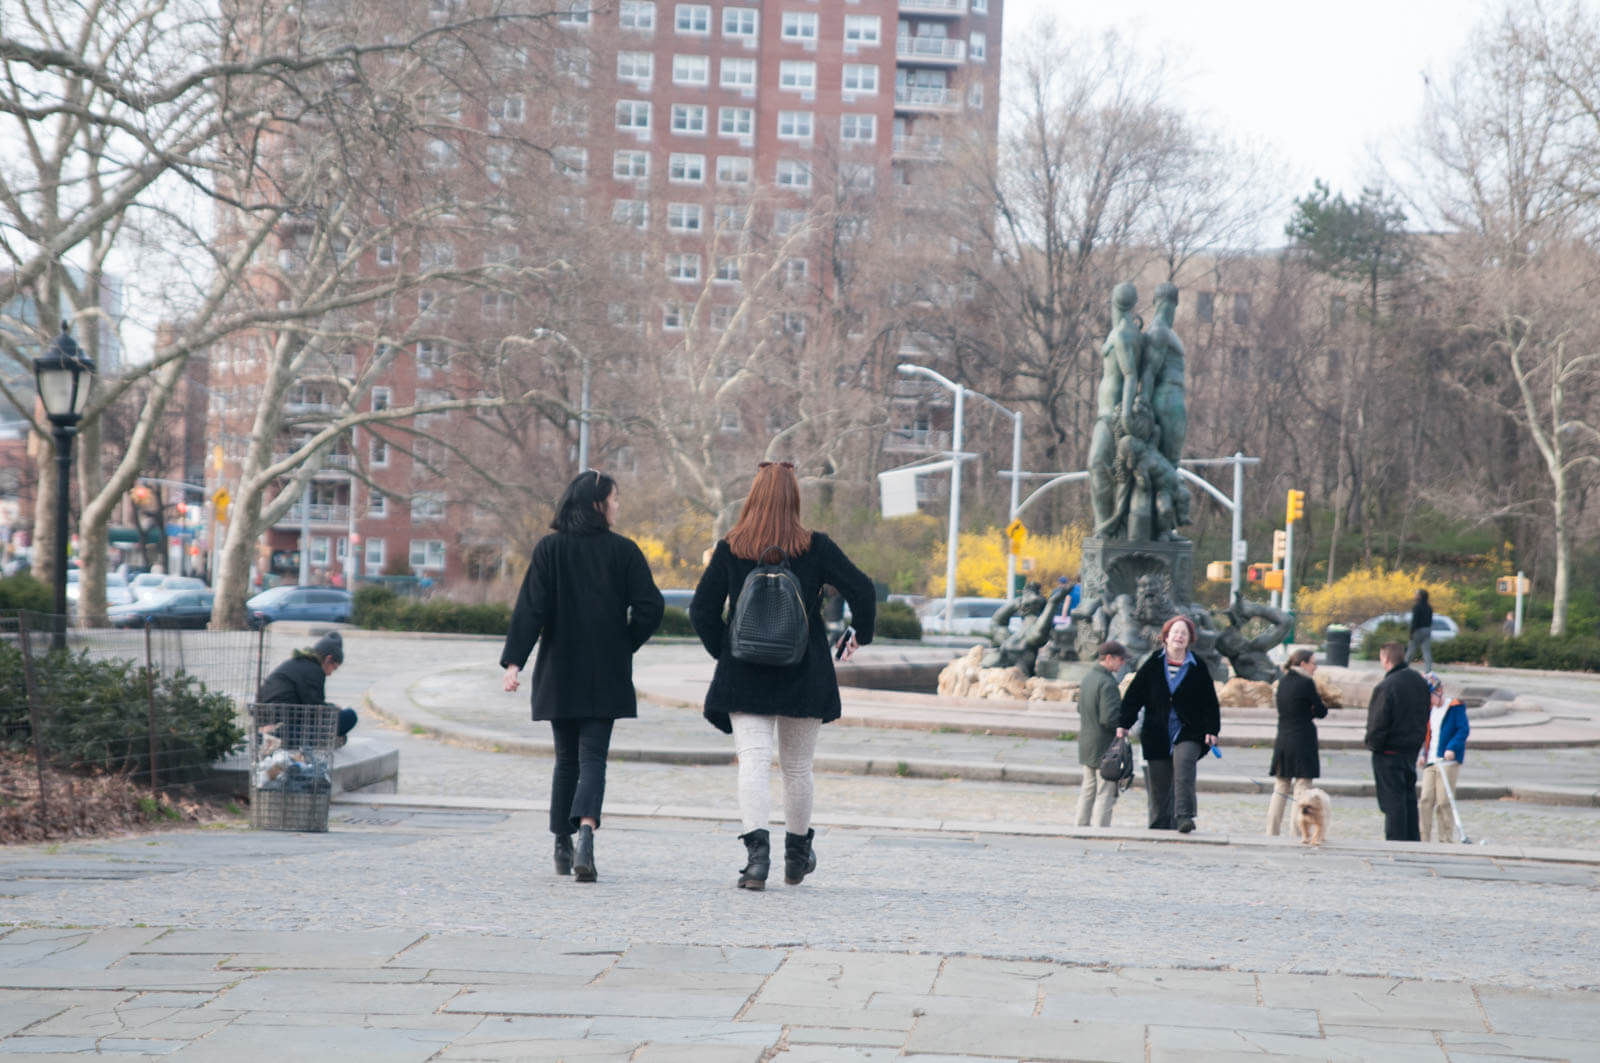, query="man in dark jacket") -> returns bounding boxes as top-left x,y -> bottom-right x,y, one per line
1075,640 -> 1127,827
256,631 -> 357,748
1407,588 -> 1434,671
1364,641 -> 1430,841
